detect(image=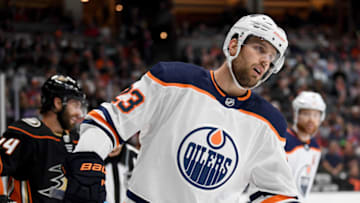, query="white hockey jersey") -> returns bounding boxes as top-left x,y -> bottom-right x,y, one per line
285,128 -> 321,200
75,62 -> 298,202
